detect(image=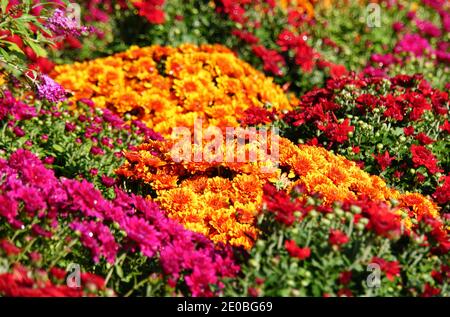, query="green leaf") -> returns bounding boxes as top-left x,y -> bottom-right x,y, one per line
52,144 -> 65,153
23,39 -> 47,57
0,40 -> 24,54
0,0 -> 7,14
115,265 -> 124,279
